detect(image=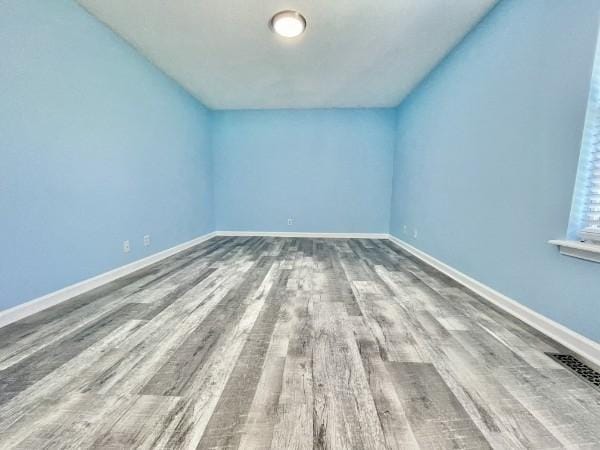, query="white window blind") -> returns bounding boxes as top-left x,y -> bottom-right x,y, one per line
582,86 -> 600,230
571,31 -> 600,243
